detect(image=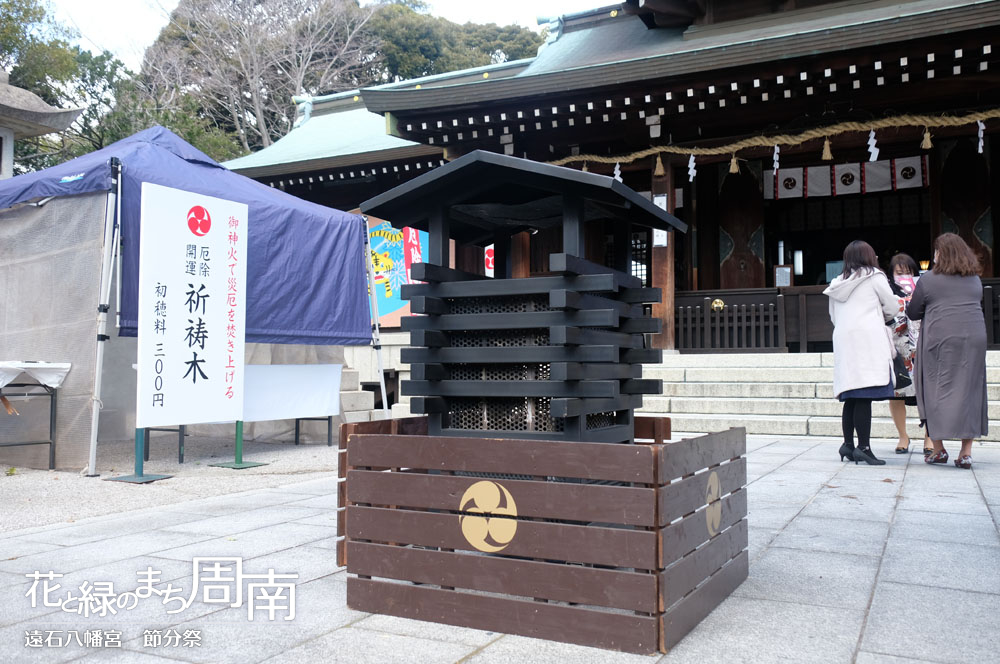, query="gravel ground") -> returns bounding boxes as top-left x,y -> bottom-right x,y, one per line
0,434 -> 339,533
